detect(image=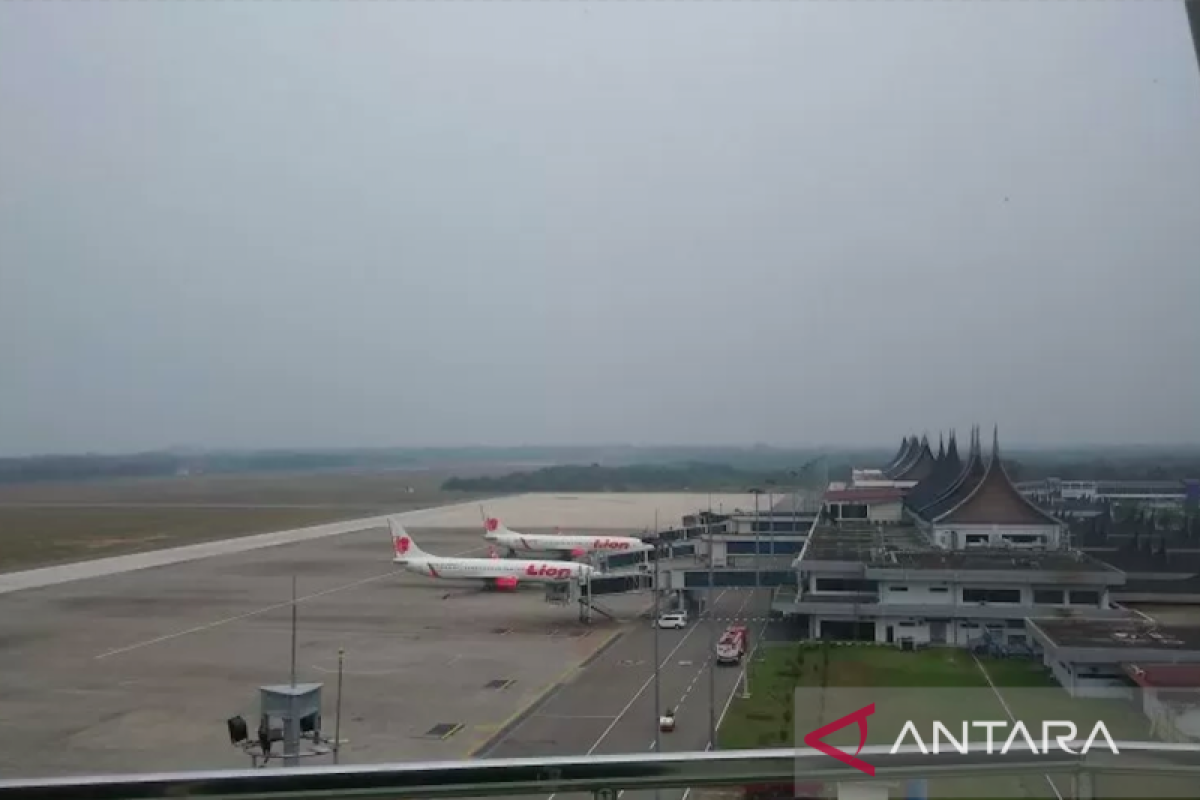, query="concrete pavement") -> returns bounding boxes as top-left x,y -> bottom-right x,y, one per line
0,500 -> 500,596
480,588 -> 775,800
0,525 -> 652,777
